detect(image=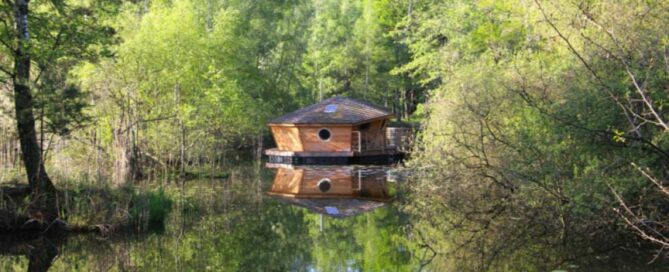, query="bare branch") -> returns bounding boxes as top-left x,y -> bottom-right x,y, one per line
120,115 -> 177,134
632,163 -> 669,197
576,3 -> 669,131
609,183 -> 669,247
534,0 -> 641,135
